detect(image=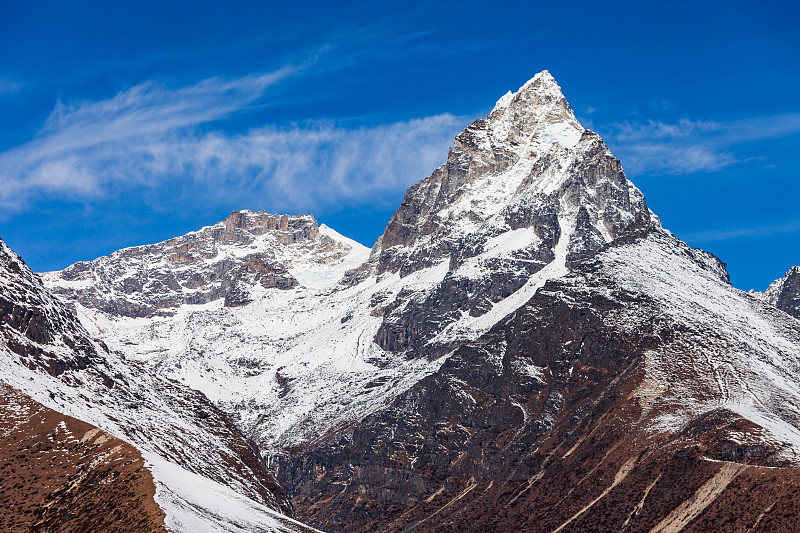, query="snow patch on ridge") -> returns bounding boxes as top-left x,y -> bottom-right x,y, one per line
603,232 -> 800,460
288,224 -> 369,290
492,90 -> 513,114
542,122 -> 582,149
